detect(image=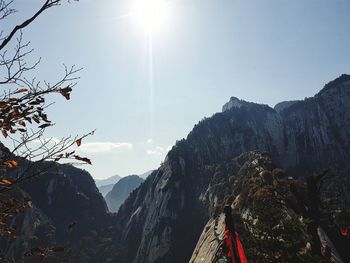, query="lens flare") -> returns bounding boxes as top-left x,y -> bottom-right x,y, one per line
133,0 -> 168,33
